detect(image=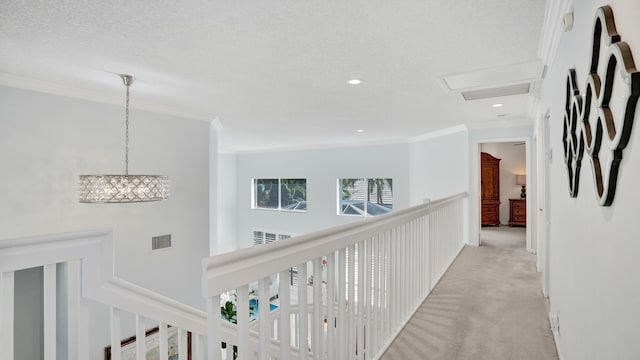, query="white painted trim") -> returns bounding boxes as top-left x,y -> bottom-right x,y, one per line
549,312 -> 564,360
525,137 -> 533,253
466,118 -> 532,130
224,124 -> 468,154
538,0 -> 573,67
209,117 -> 223,133
0,72 -> 214,122
0,230 -> 208,335
470,135 -> 534,251
209,120 -> 219,256
231,136 -> 409,155
43,263 -> 57,360
0,271 -> 15,360
407,125 -> 468,142
202,192 -> 466,296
